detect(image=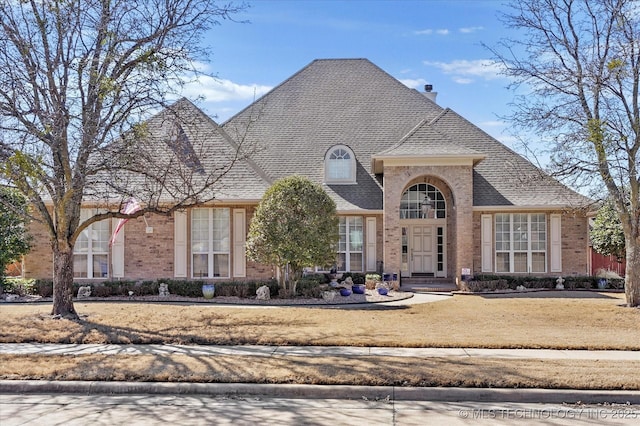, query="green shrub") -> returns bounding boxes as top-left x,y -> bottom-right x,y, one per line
215,282 -> 255,298
90,284 -> 112,298
342,272 -> 366,284
164,279 -> 203,297
135,280 -> 159,296
34,279 -> 53,297
0,278 -> 36,296
563,276 -> 597,289
365,273 -> 381,282
297,276 -> 325,298
303,273 -> 330,284
465,275 -> 618,292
